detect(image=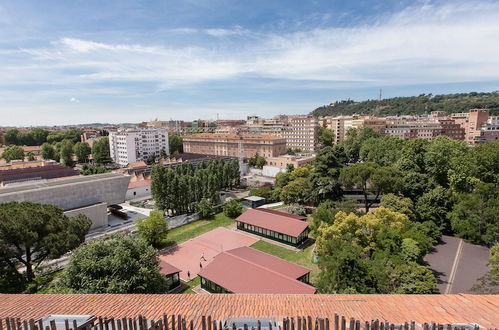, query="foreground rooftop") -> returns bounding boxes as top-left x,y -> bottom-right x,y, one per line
0,294 -> 497,328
